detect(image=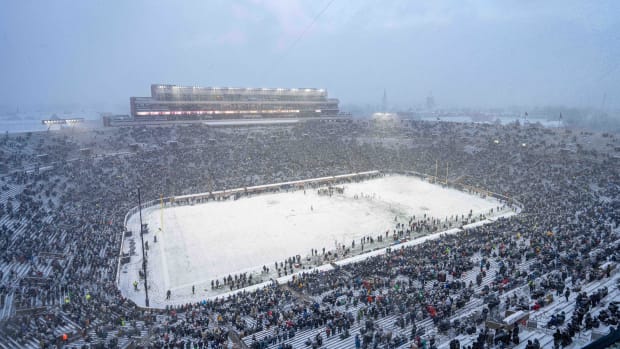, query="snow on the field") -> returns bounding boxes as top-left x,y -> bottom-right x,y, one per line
119,174 -> 502,307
